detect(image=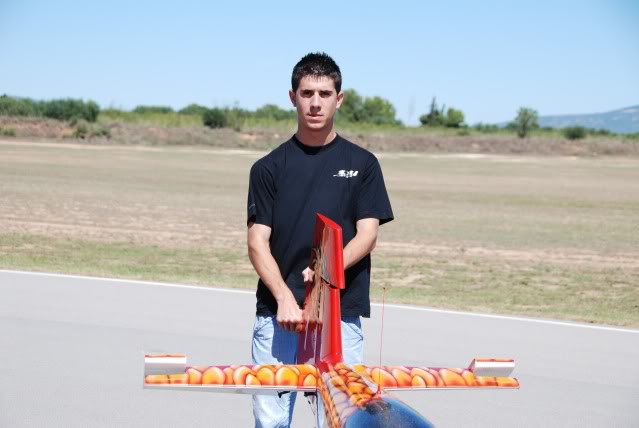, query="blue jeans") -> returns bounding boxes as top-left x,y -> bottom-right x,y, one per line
252,315 -> 363,428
